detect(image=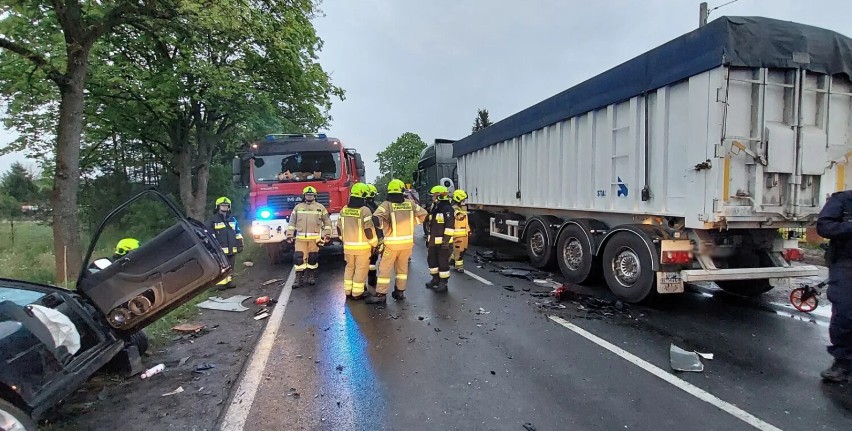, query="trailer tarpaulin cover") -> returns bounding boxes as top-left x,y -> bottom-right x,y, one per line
452,16 -> 852,158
